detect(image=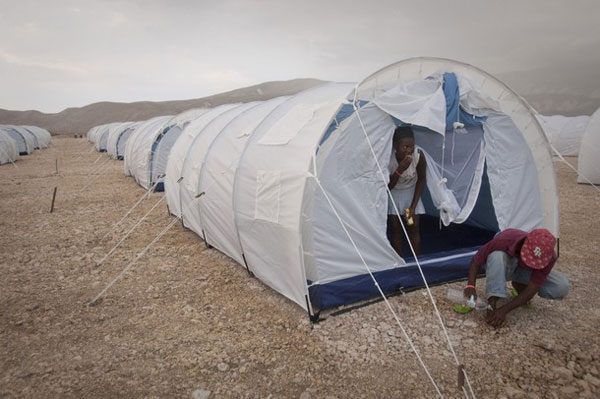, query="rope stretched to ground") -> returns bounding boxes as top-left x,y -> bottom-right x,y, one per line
88,217 -> 178,306
0,147 -> 18,169
312,175 -> 444,398
103,180 -> 160,238
76,157 -> 114,194
96,195 -> 165,267
550,146 -> 600,194
352,102 -> 476,398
